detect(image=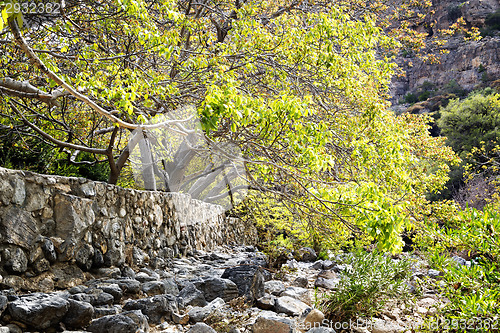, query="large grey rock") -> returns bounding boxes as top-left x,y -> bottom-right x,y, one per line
274,296 -> 310,316
0,296 -> 7,316
109,279 -> 141,294
75,244 -> 94,271
296,247 -> 317,262
163,278 -> 180,296
314,277 -> 339,290
256,294 -> 276,310
63,299 -> 94,329
70,290 -> 114,307
428,269 -> 443,279
97,284 -> 123,303
87,310 -> 149,333
53,193 -> 95,239
252,316 -> 294,333
177,283 -> 207,308
292,276 -> 308,288
264,280 -> 285,296
94,305 -> 122,318
8,293 -> 69,330
0,208 -> 38,249
282,286 -> 311,305
123,294 -> 178,324
451,255 -> 467,266
194,276 -> 239,302
221,265 -> 265,300
3,247 -> 28,274
188,298 -> 225,322
41,238 -> 57,263
188,323 -> 217,333
142,281 -> 165,296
